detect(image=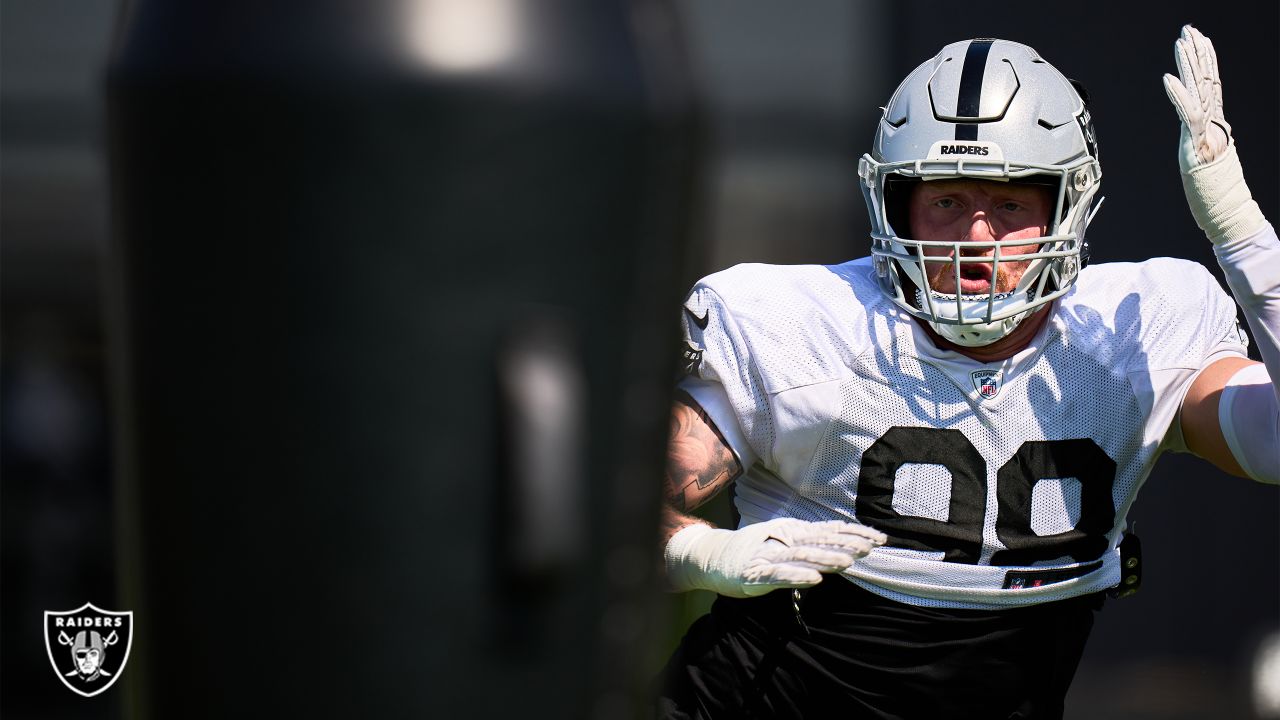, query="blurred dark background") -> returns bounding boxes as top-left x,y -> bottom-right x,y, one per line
2,1 -> 1276,718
